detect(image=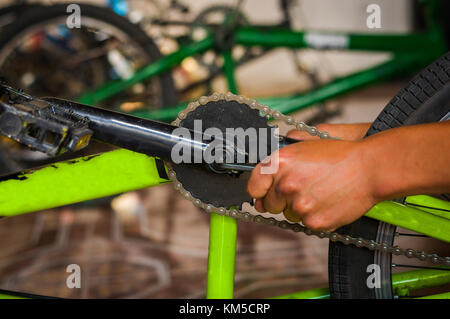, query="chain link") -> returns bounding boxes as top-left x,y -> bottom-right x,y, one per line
166,92 -> 450,267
